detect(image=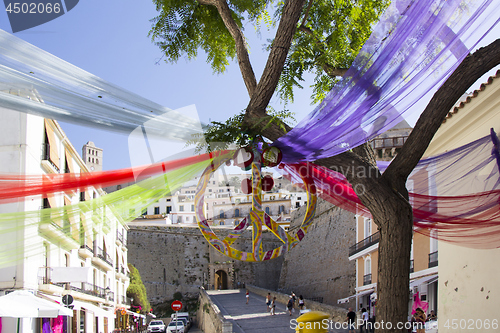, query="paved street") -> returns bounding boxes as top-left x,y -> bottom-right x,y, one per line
206,289 -> 349,333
